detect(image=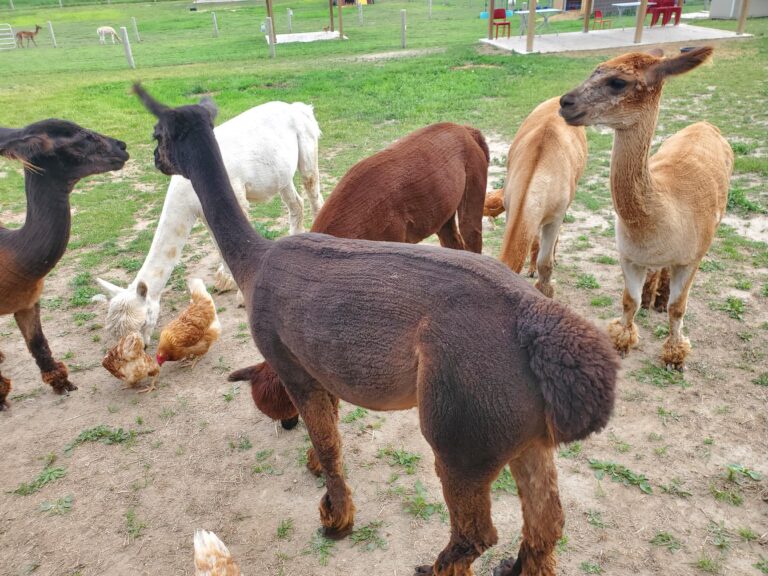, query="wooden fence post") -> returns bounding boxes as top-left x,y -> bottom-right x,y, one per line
338,2 -> 343,39
131,17 -> 141,42
47,21 -> 57,48
120,26 -> 135,69
736,0 -> 751,35
266,17 -> 275,58
400,9 -> 406,48
212,12 -> 219,37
